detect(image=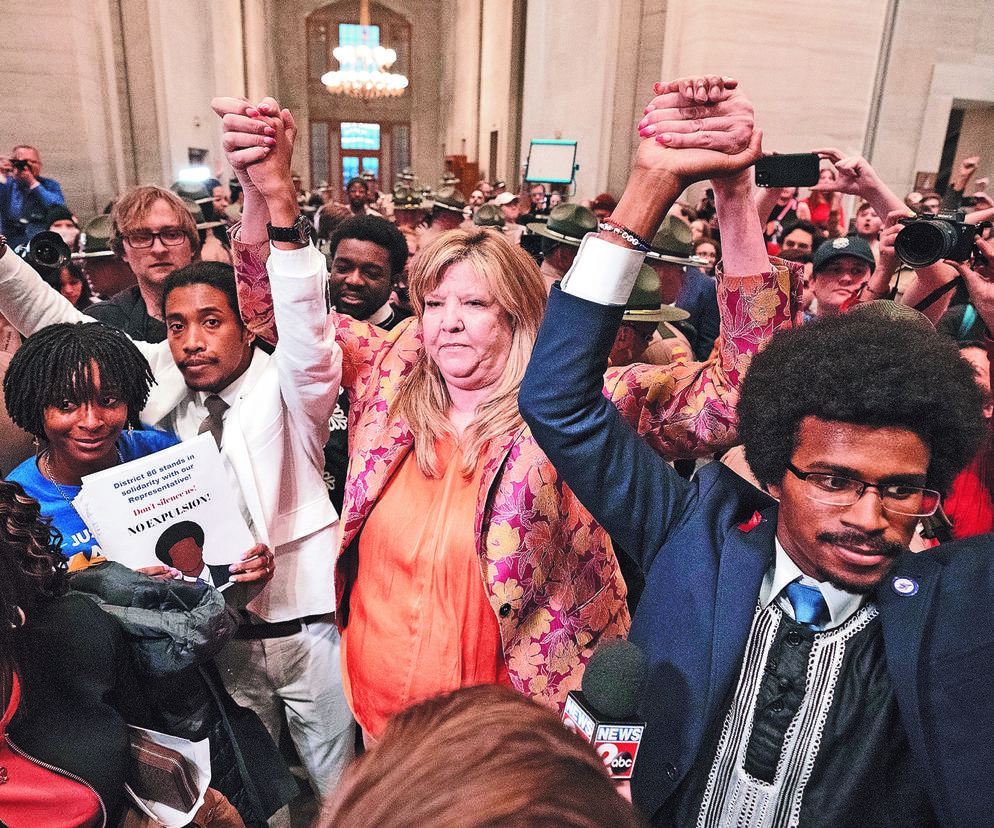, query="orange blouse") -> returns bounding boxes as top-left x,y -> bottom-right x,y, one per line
341,434 -> 510,736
